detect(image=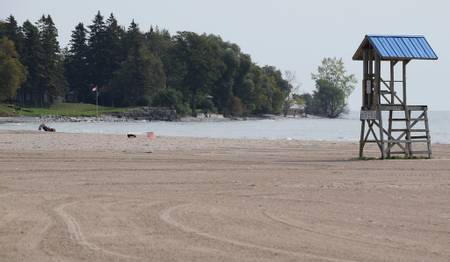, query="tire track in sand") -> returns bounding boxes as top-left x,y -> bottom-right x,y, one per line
159,203 -> 356,262
55,201 -> 139,260
262,210 -> 415,253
